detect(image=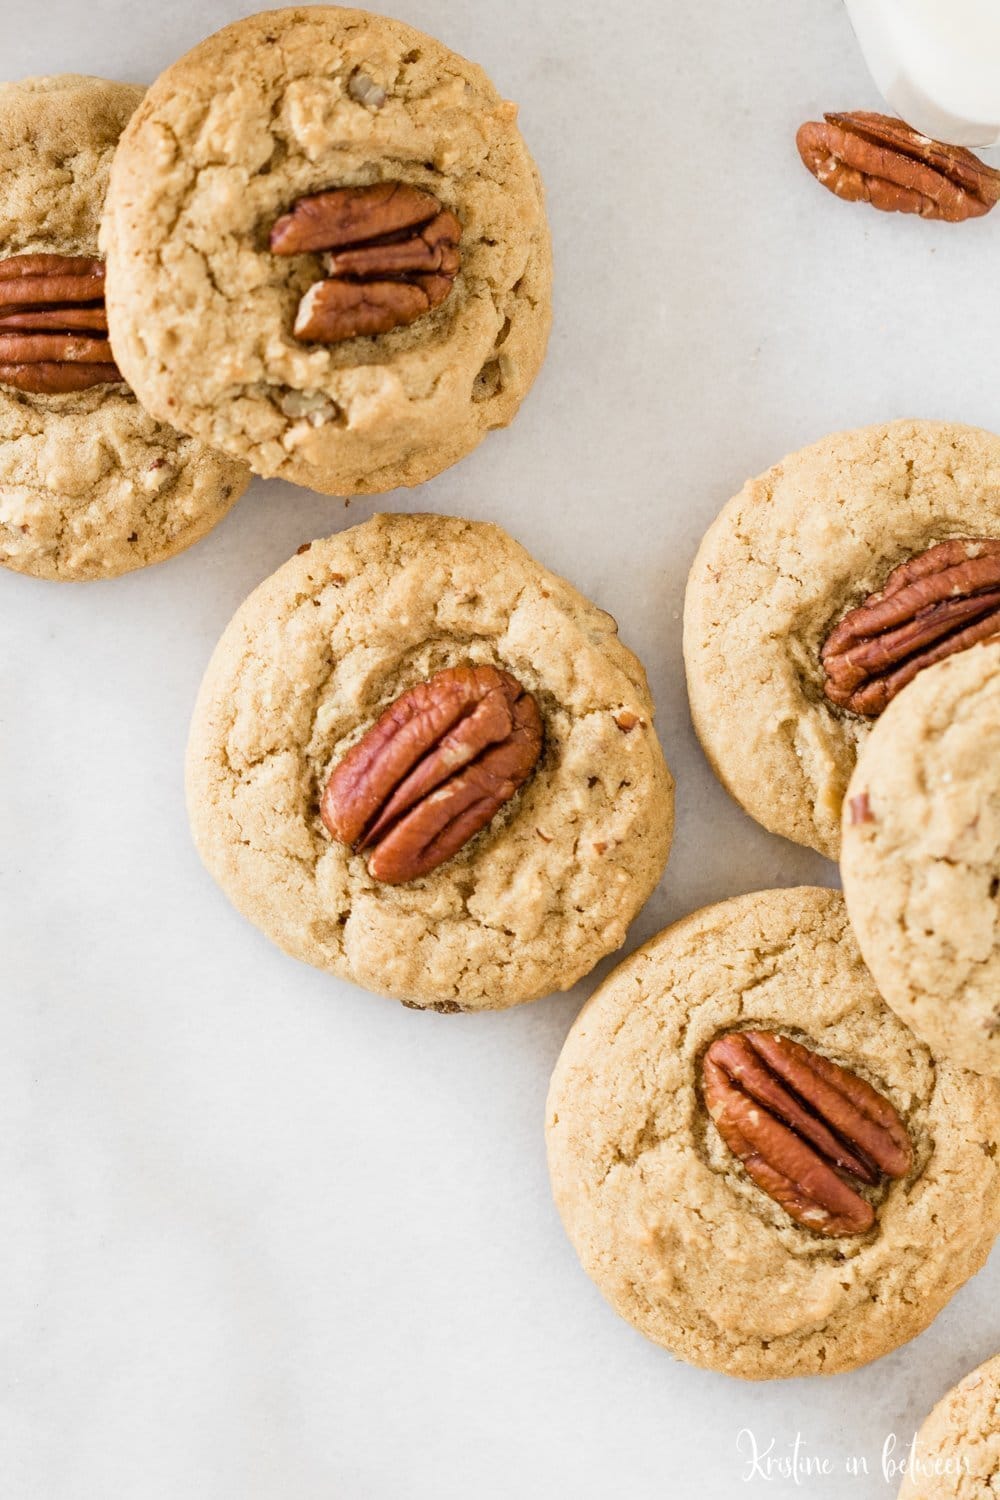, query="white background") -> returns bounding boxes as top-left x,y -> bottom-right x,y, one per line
5,2 -> 1000,1495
